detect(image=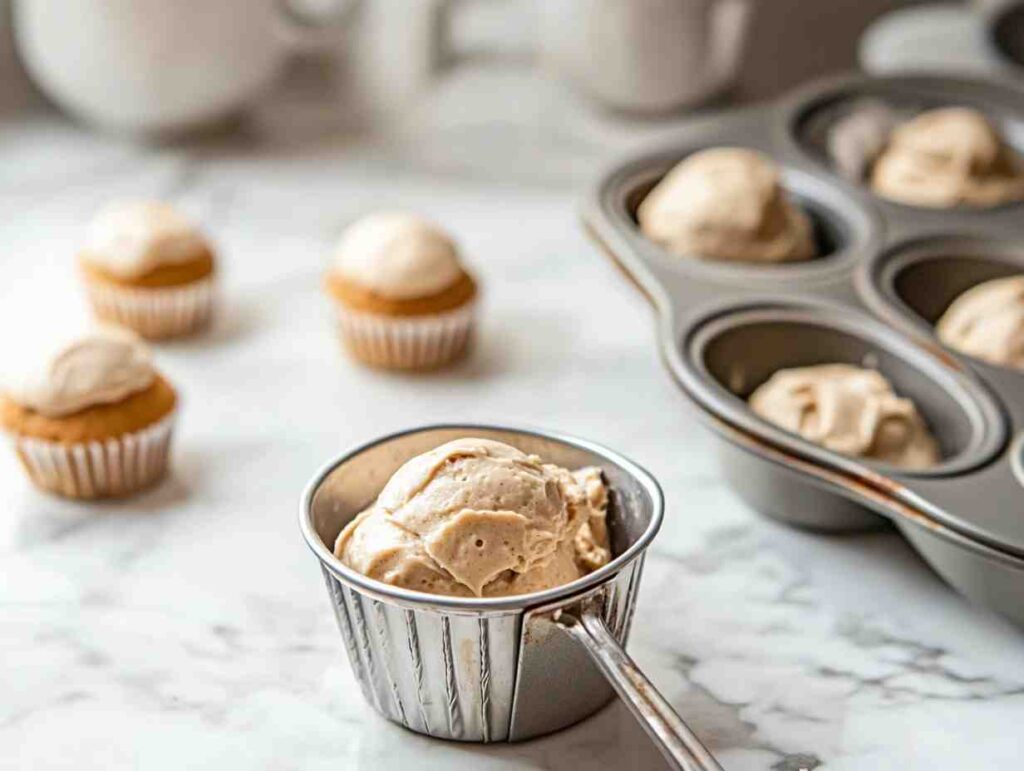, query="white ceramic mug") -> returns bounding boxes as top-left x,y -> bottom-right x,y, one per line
859,0 -> 1024,79
14,0 -> 354,133
539,0 -> 755,113
340,0 -> 452,119
345,0 -> 755,118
